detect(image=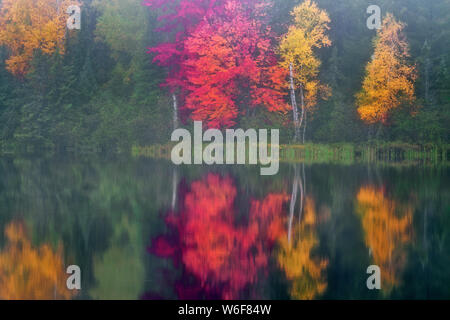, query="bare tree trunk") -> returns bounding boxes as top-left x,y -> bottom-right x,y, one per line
288,166 -> 299,244
302,109 -> 307,144
289,63 -> 301,142
288,165 -> 307,243
171,168 -> 178,211
172,93 -> 178,130
299,83 -> 306,145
